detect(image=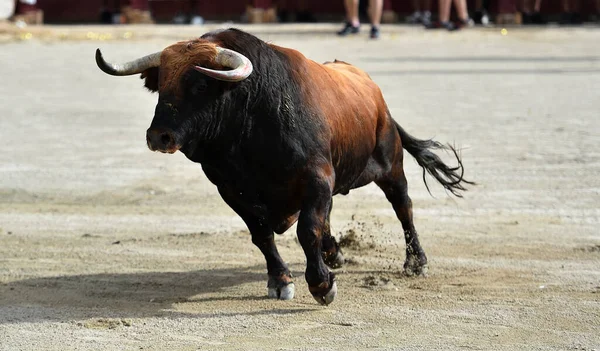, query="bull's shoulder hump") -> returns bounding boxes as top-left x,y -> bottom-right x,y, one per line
323,62 -> 372,80
268,44 -> 308,62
